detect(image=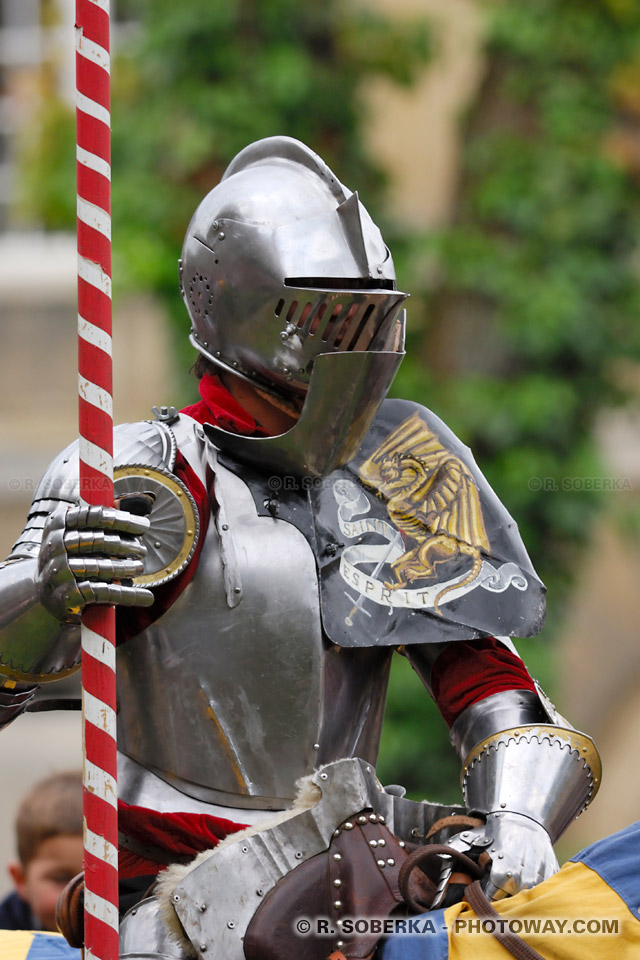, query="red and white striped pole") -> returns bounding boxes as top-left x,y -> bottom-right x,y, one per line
76,1 -> 119,957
